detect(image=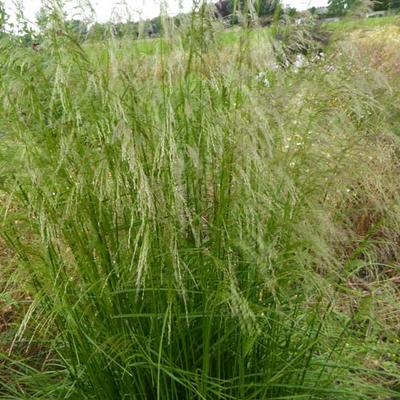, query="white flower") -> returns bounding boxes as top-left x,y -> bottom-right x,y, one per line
255,72 -> 270,87
293,54 -> 307,69
255,72 -> 266,82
